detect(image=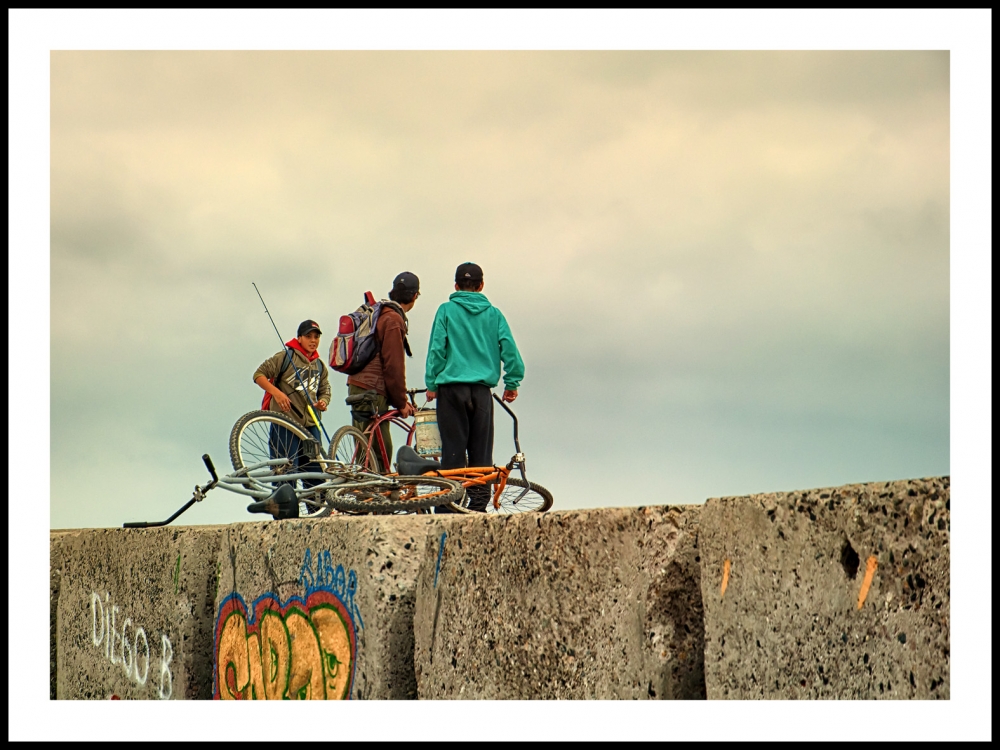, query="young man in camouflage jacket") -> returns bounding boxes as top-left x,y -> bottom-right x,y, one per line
253,319 -> 332,489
